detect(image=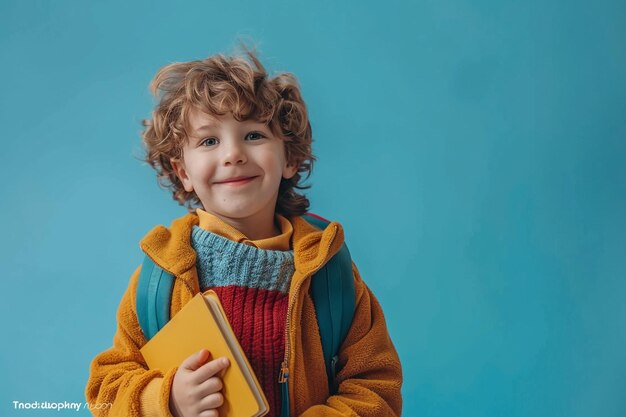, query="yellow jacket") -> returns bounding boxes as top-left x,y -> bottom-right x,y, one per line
86,213 -> 403,416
